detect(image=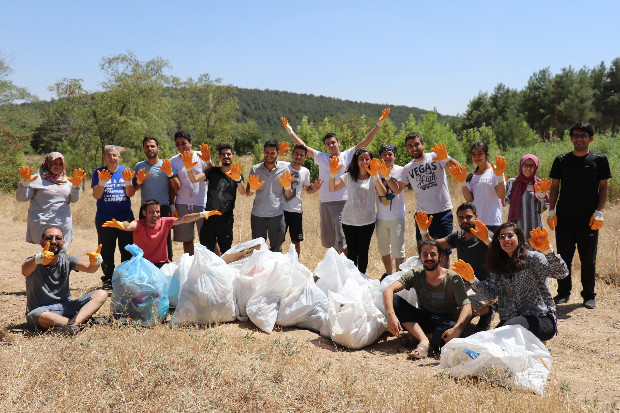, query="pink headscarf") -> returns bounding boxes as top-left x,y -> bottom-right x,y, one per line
508,154 -> 546,222
39,152 -> 68,184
